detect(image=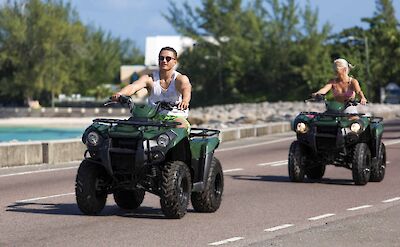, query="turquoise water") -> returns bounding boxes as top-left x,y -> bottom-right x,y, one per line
0,126 -> 84,142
